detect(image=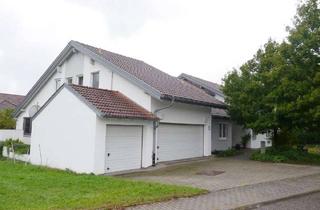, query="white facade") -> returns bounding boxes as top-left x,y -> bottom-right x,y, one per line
30,88 -> 97,173
249,130 -> 272,149
19,49 -> 224,174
